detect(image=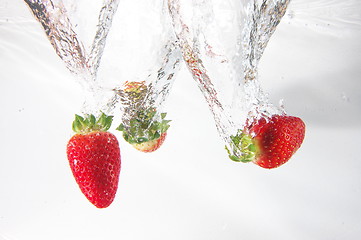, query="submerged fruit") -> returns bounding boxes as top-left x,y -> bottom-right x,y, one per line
226,115 -> 305,169
117,81 -> 170,152
67,113 -> 121,208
